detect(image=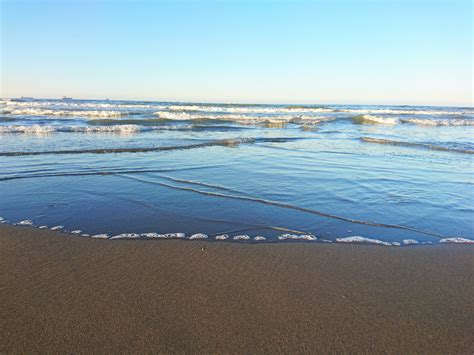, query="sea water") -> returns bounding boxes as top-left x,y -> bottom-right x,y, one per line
0,98 -> 473,245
